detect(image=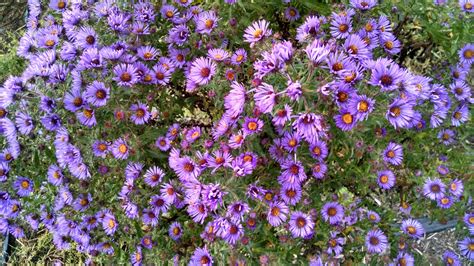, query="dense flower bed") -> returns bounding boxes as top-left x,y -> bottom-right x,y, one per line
0,0 -> 473,265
